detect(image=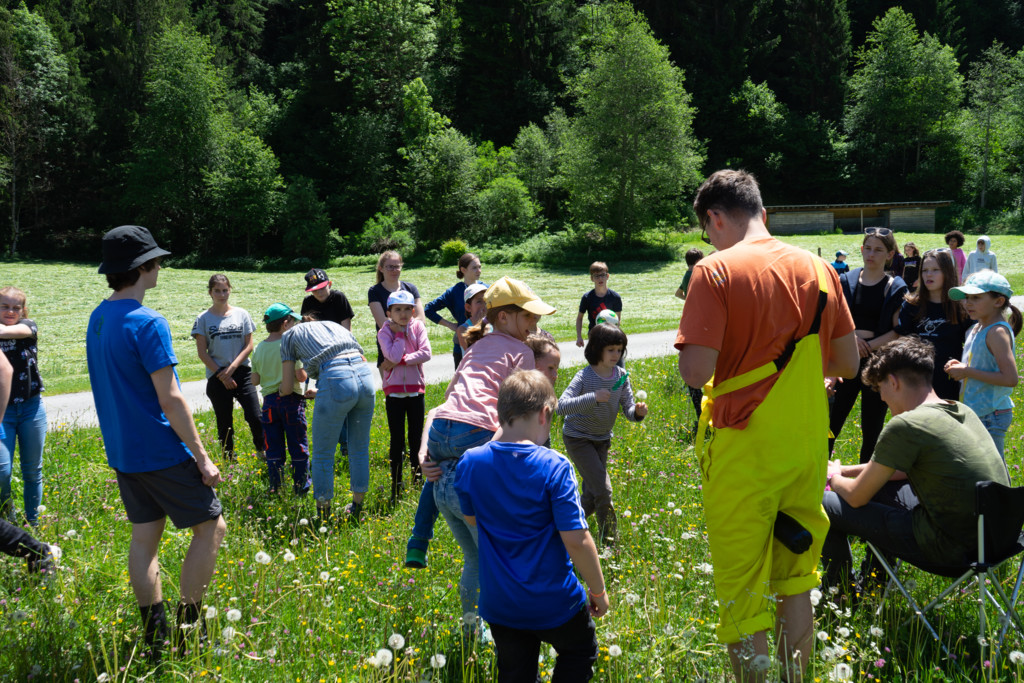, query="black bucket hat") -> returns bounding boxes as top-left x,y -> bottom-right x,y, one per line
98,225 -> 172,274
